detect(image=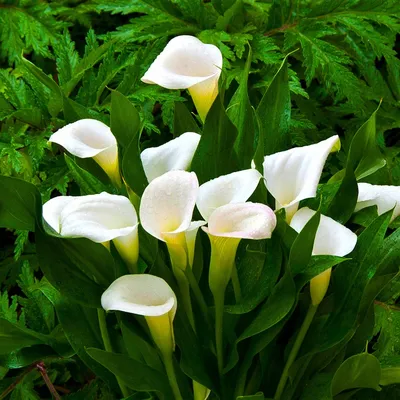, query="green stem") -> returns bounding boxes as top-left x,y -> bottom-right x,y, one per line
173,266 -> 196,331
97,309 -> 130,398
184,267 -> 209,321
214,291 -> 225,376
274,303 -> 318,400
231,263 -> 242,303
162,352 -> 183,400
234,351 -> 254,397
